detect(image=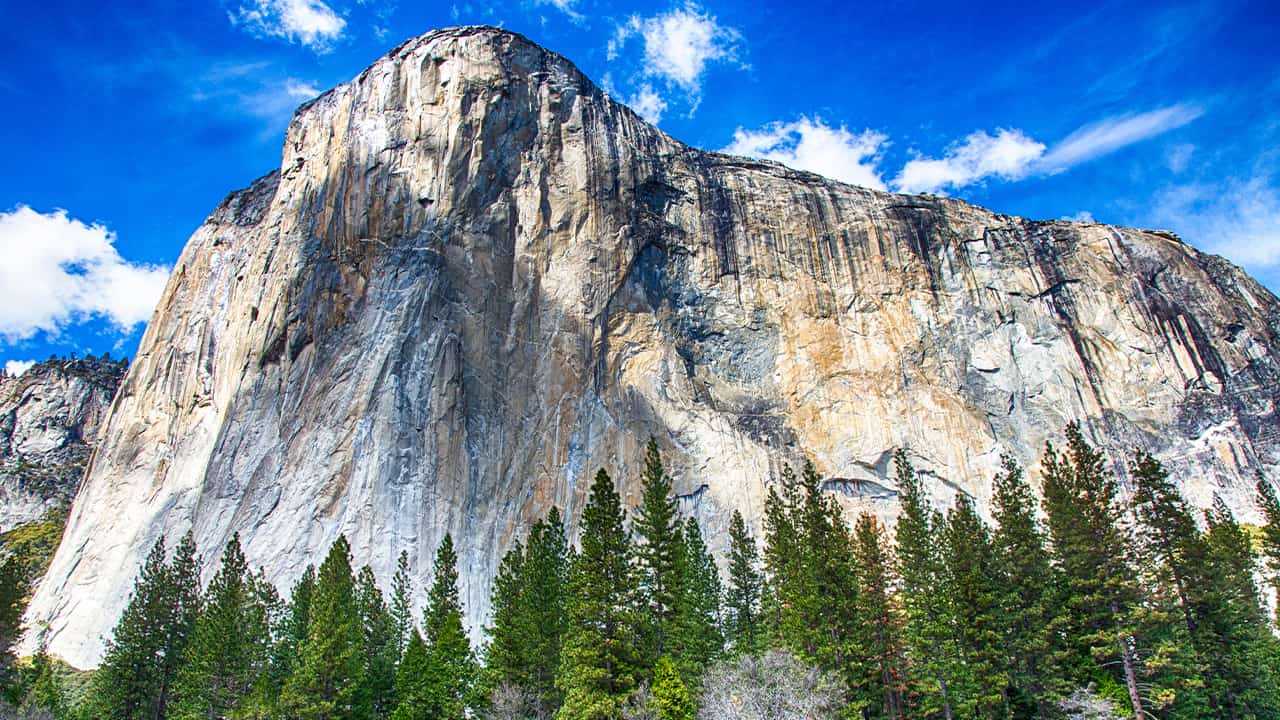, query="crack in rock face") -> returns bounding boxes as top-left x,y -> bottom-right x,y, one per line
23,26 -> 1280,668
